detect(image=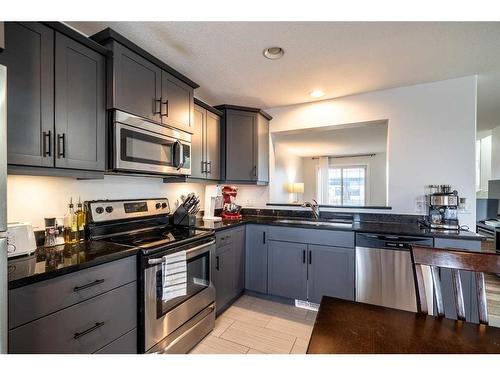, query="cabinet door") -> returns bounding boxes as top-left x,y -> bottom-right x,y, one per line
205,111 -> 221,180
0,22 -> 54,167
112,42 -> 161,122
245,225 -> 268,294
54,33 -> 105,171
225,110 -> 256,181
256,114 -> 269,183
161,71 -> 193,128
268,241 -> 307,300
214,248 -> 235,313
191,104 -> 206,179
307,245 -> 355,304
232,227 -> 246,295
